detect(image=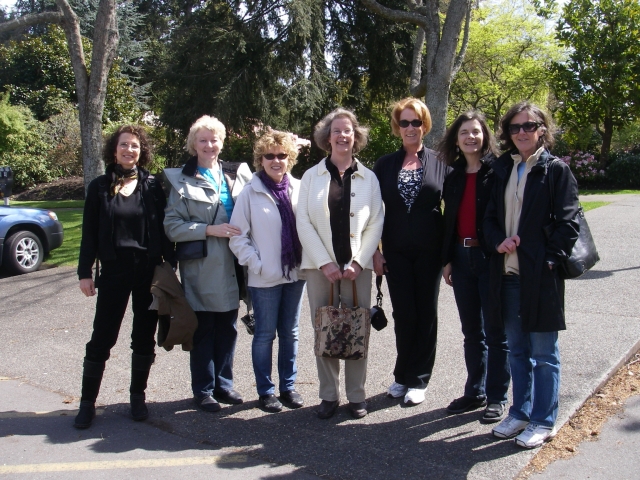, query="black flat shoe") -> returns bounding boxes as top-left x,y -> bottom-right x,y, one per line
348,401 -> 367,419
446,395 -> 487,414
73,401 -> 96,429
194,395 -> 221,413
280,390 -> 304,408
214,389 -> 244,405
316,400 -> 339,419
259,394 -> 283,413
